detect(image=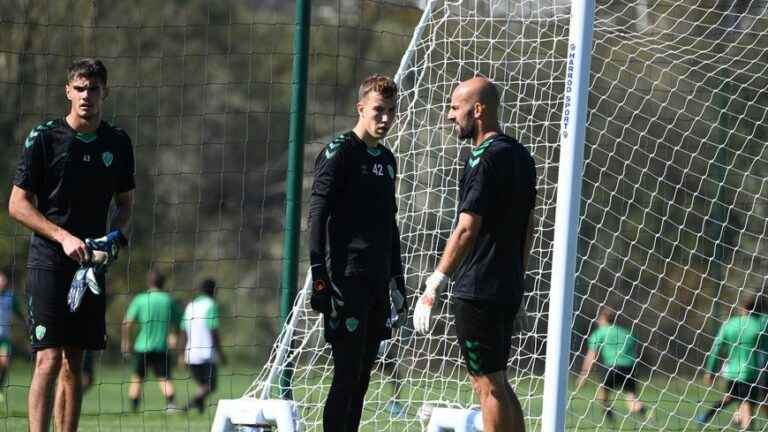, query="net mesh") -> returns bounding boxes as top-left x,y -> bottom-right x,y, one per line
253,0 -> 768,431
